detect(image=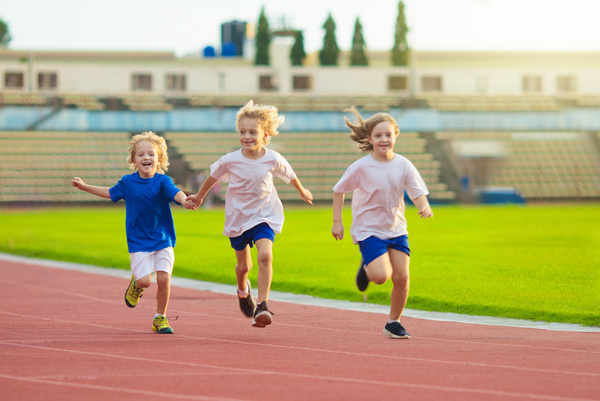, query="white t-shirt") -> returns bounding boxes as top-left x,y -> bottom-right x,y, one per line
210,148 -> 297,237
333,153 -> 429,244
